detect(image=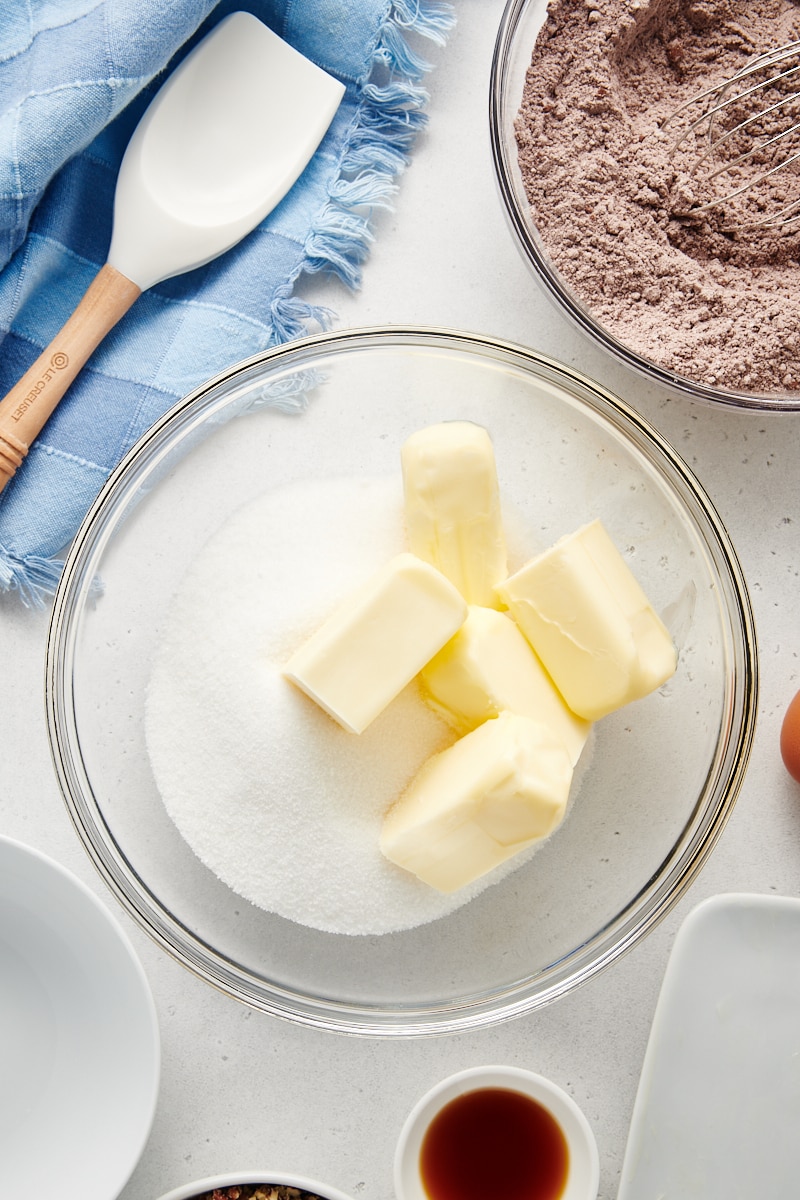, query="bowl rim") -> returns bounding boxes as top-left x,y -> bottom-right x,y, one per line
394,1064 -> 600,1200
45,324 -> 759,1036
155,1170 -> 356,1200
488,0 -> 800,412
